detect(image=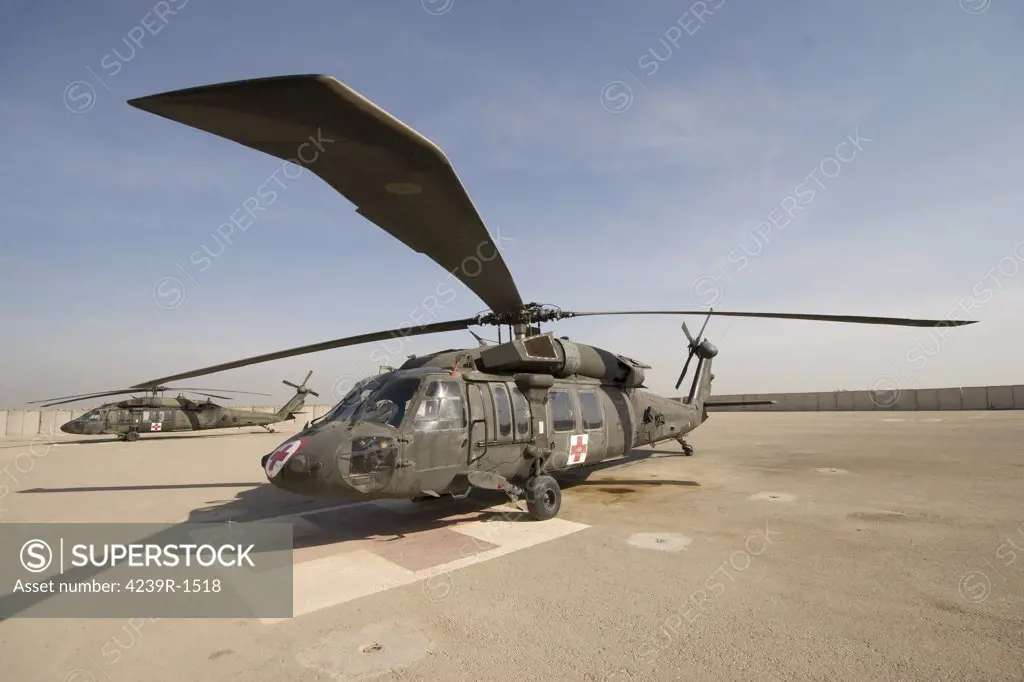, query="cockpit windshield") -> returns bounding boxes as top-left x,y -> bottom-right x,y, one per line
84,409 -> 106,422
323,375 -> 423,428
322,376 -> 383,423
